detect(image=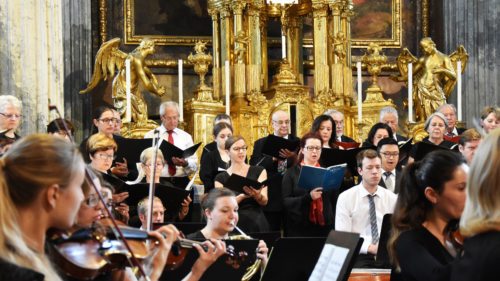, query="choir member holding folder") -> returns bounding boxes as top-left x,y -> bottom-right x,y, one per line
215,136 -> 270,233
200,122 -> 233,193
311,115 -> 338,149
250,110 -> 299,231
282,132 -> 336,237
